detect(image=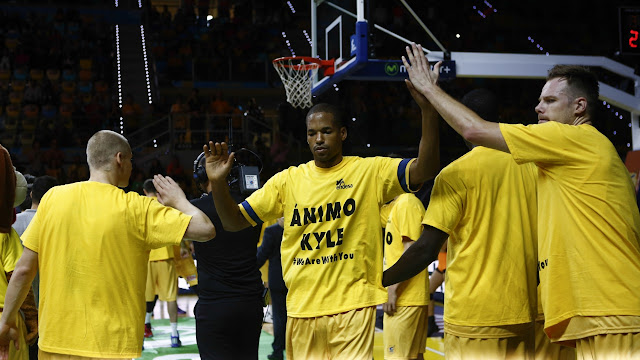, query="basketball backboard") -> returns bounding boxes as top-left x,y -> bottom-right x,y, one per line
310,0 -> 455,96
